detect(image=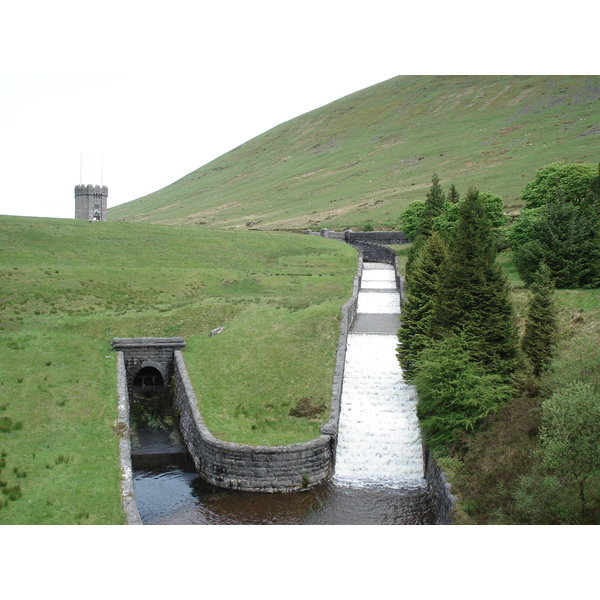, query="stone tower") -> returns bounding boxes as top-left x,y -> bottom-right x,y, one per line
74,184 -> 108,221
